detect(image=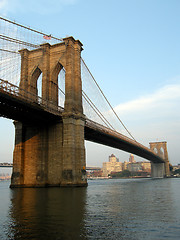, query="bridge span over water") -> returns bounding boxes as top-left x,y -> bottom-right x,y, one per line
0,17 -> 170,187
0,78 -> 166,164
